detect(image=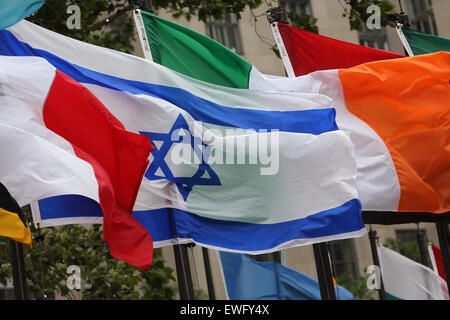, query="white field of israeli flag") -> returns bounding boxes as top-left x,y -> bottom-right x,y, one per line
0,20 -> 366,253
